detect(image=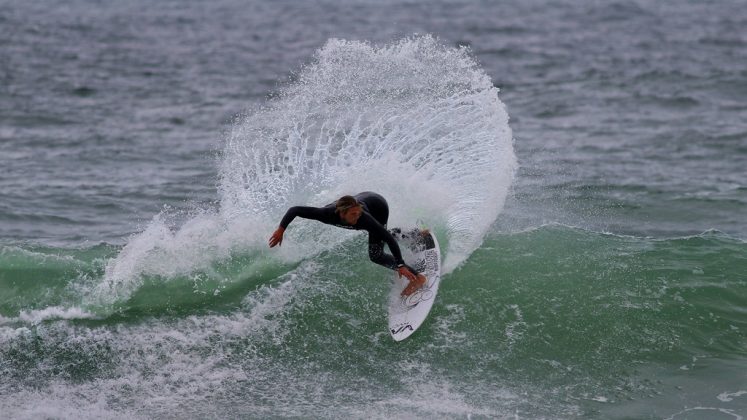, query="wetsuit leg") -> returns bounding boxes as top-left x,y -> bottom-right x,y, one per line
368,234 -> 419,274
359,191 -> 419,274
